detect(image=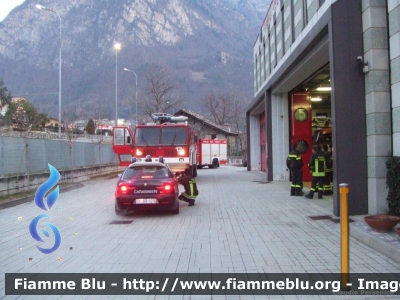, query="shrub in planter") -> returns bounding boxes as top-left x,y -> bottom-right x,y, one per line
386,156 -> 400,216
